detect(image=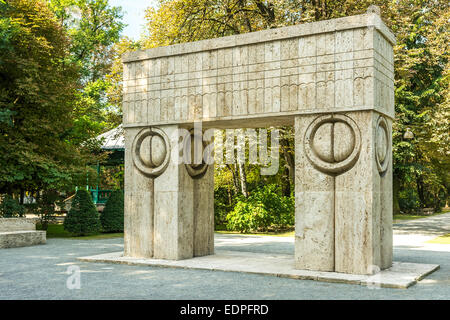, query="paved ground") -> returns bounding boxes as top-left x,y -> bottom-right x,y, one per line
394,212 -> 450,235
0,213 -> 449,300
